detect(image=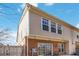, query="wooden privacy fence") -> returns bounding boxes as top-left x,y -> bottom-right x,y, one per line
0,45 -> 23,56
